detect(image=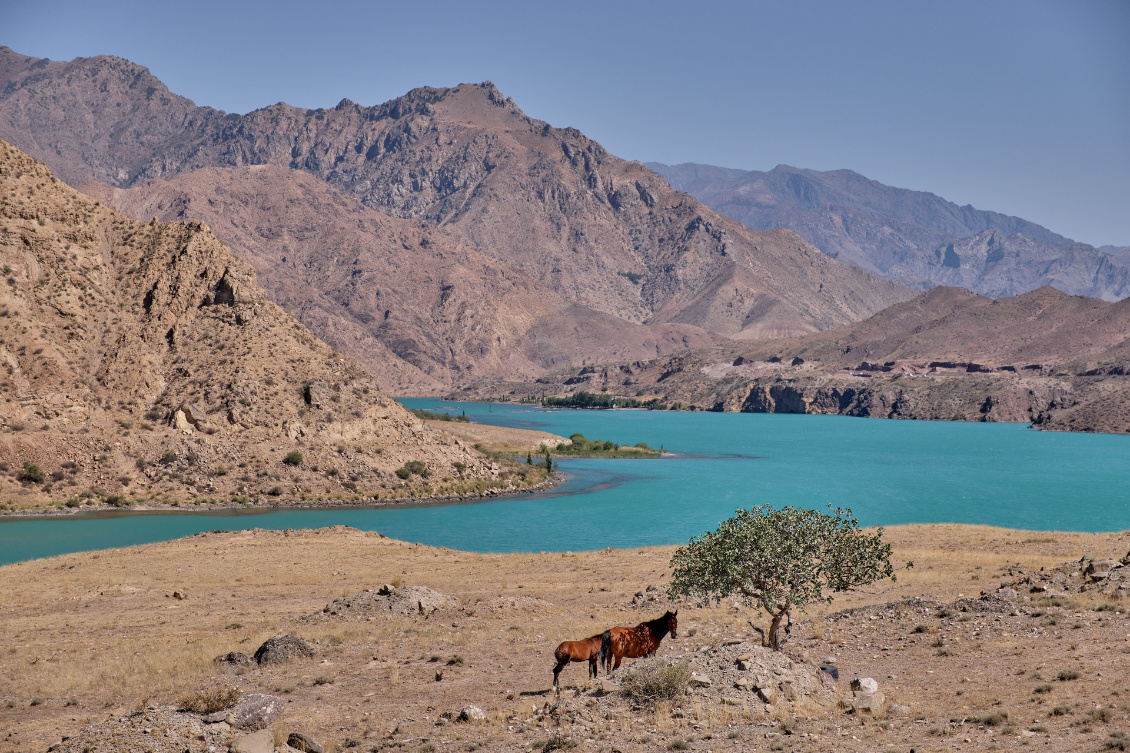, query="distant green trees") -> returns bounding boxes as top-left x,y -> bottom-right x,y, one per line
541,391 -> 670,410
